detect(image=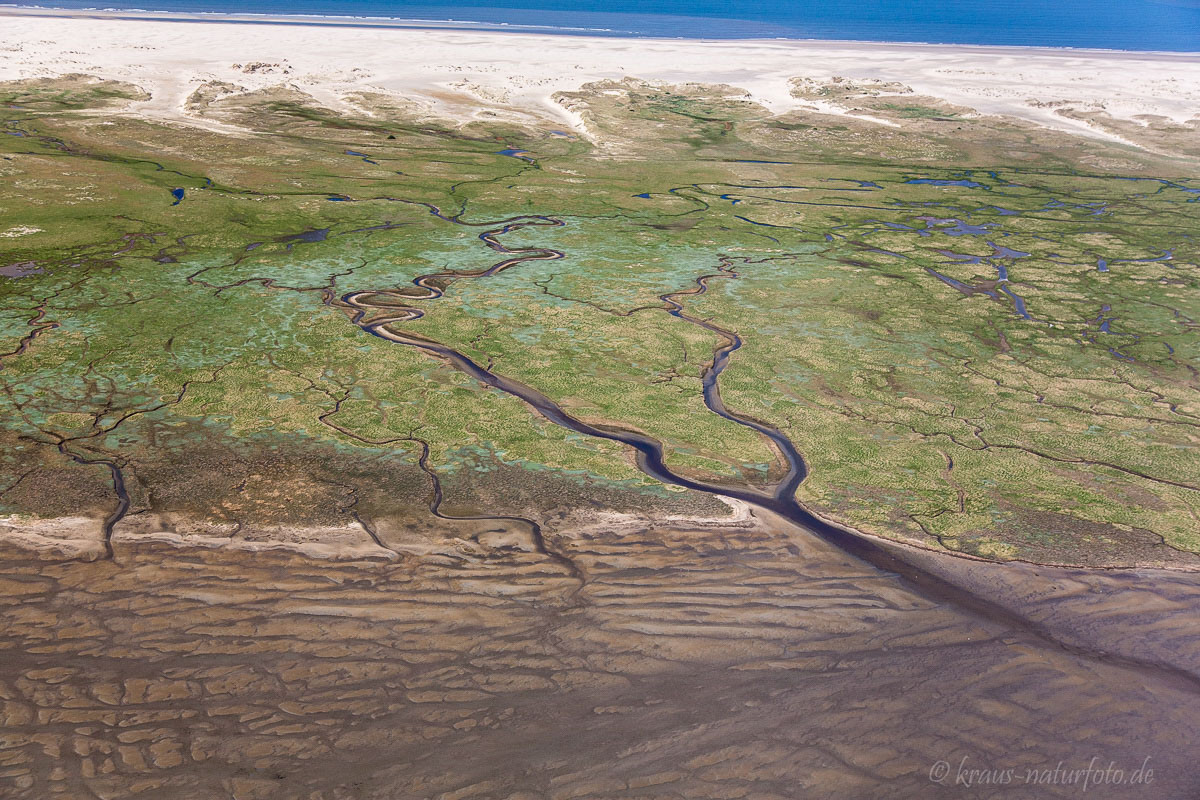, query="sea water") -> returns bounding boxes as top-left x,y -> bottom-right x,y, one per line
5,0 -> 1200,50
